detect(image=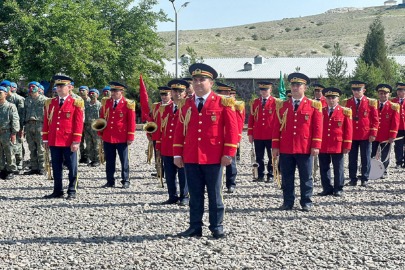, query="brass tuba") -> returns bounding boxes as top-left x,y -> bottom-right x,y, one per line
250,143 -> 259,180
143,121 -> 158,133
91,118 -> 107,131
